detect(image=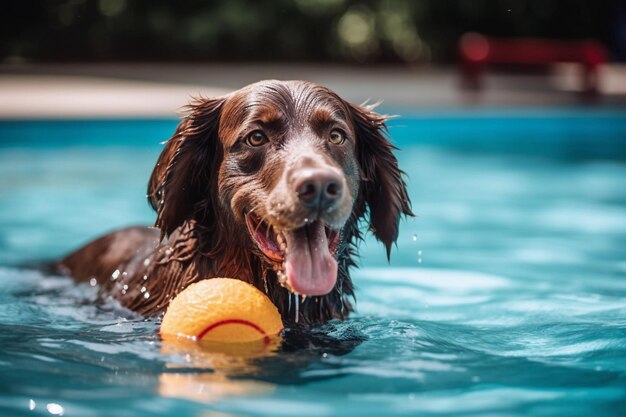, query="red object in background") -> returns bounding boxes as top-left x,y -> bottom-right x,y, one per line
459,33 -> 608,94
